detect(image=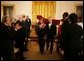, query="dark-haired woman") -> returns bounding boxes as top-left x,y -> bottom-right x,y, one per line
36,18 -> 46,55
